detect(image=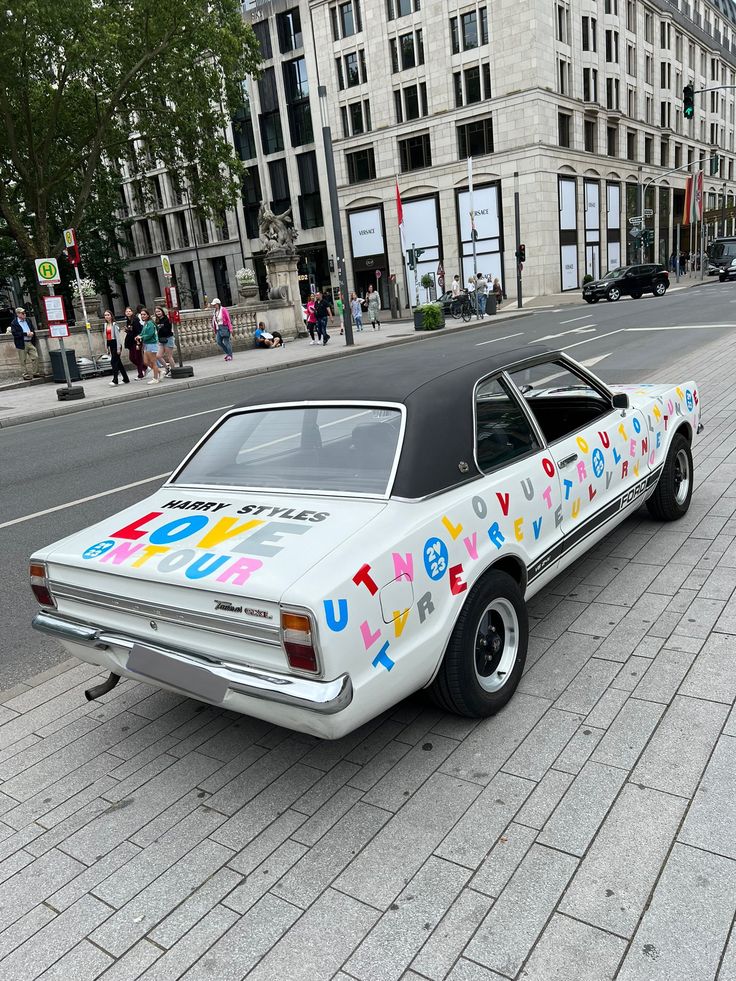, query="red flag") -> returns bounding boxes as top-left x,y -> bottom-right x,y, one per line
694,170 -> 703,221
395,177 -> 404,227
